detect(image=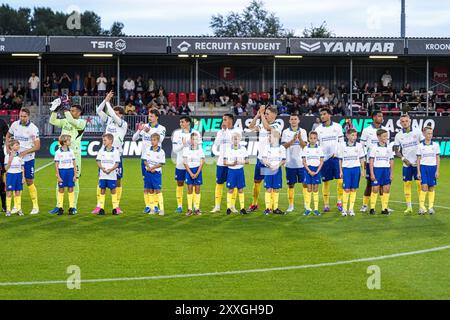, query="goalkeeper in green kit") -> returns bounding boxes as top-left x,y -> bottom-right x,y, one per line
48,96 -> 86,214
